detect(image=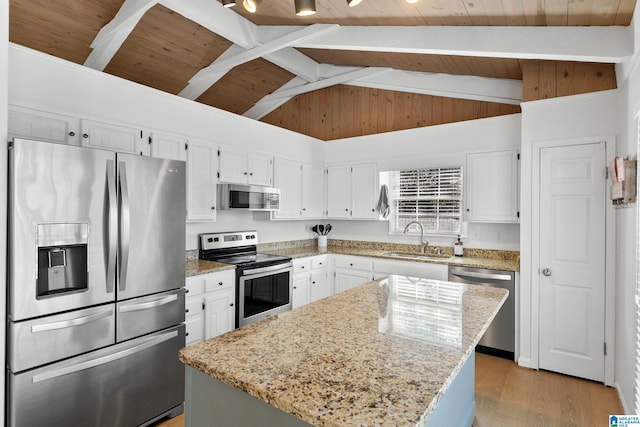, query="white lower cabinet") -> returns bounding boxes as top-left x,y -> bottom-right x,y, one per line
292,255 -> 331,309
333,255 -> 373,293
185,269 -> 236,346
